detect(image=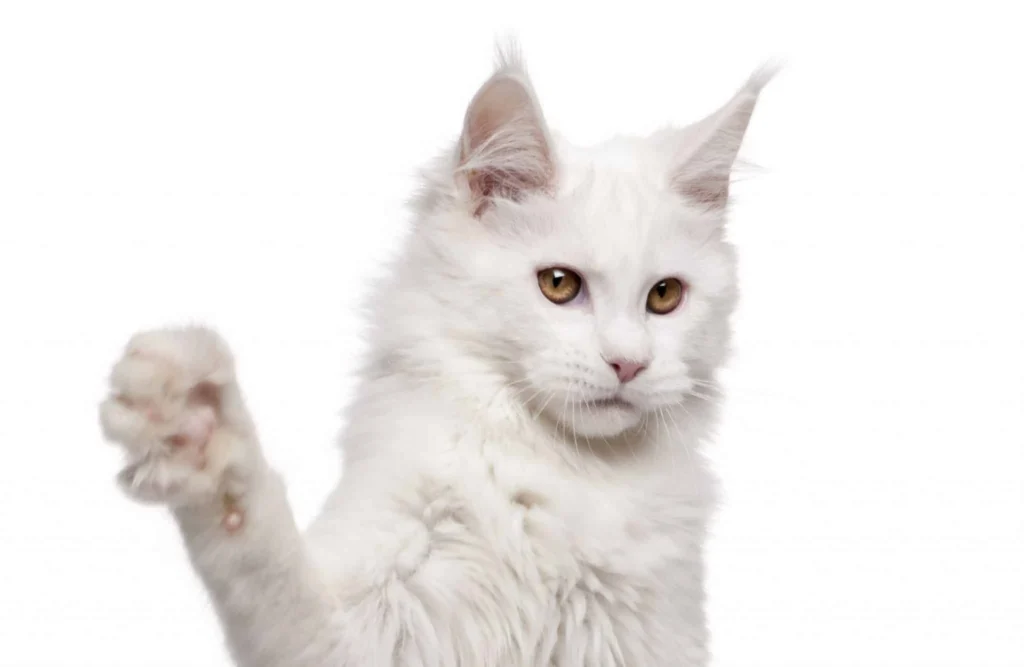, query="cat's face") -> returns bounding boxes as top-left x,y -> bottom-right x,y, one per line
512,168 -> 735,439
403,47 -> 770,439
426,146 -> 737,439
